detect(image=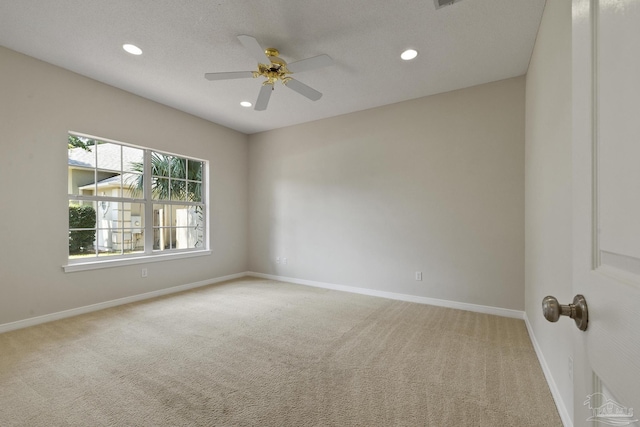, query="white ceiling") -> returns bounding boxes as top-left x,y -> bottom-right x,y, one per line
0,0 -> 546,134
